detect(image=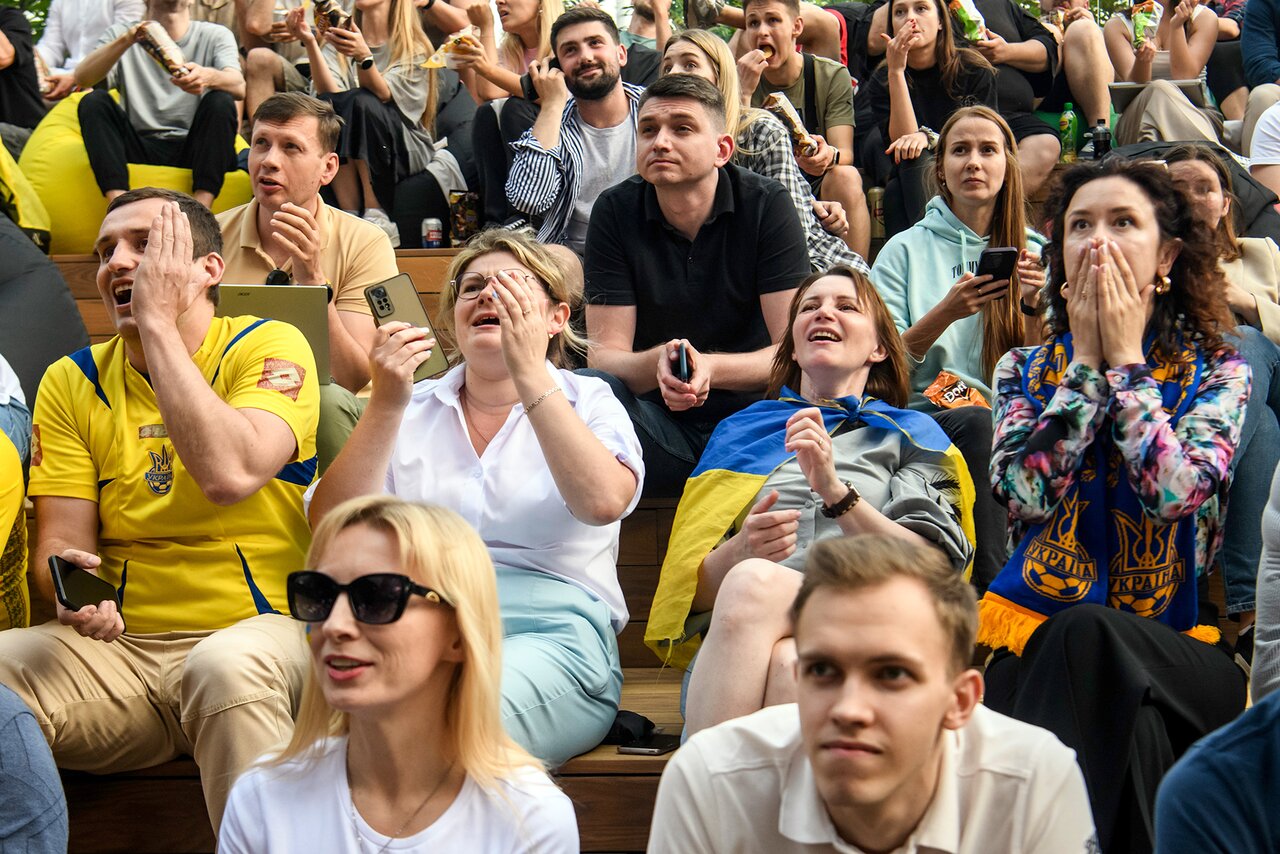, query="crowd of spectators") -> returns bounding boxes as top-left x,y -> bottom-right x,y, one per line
4,0 -> 1280,850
